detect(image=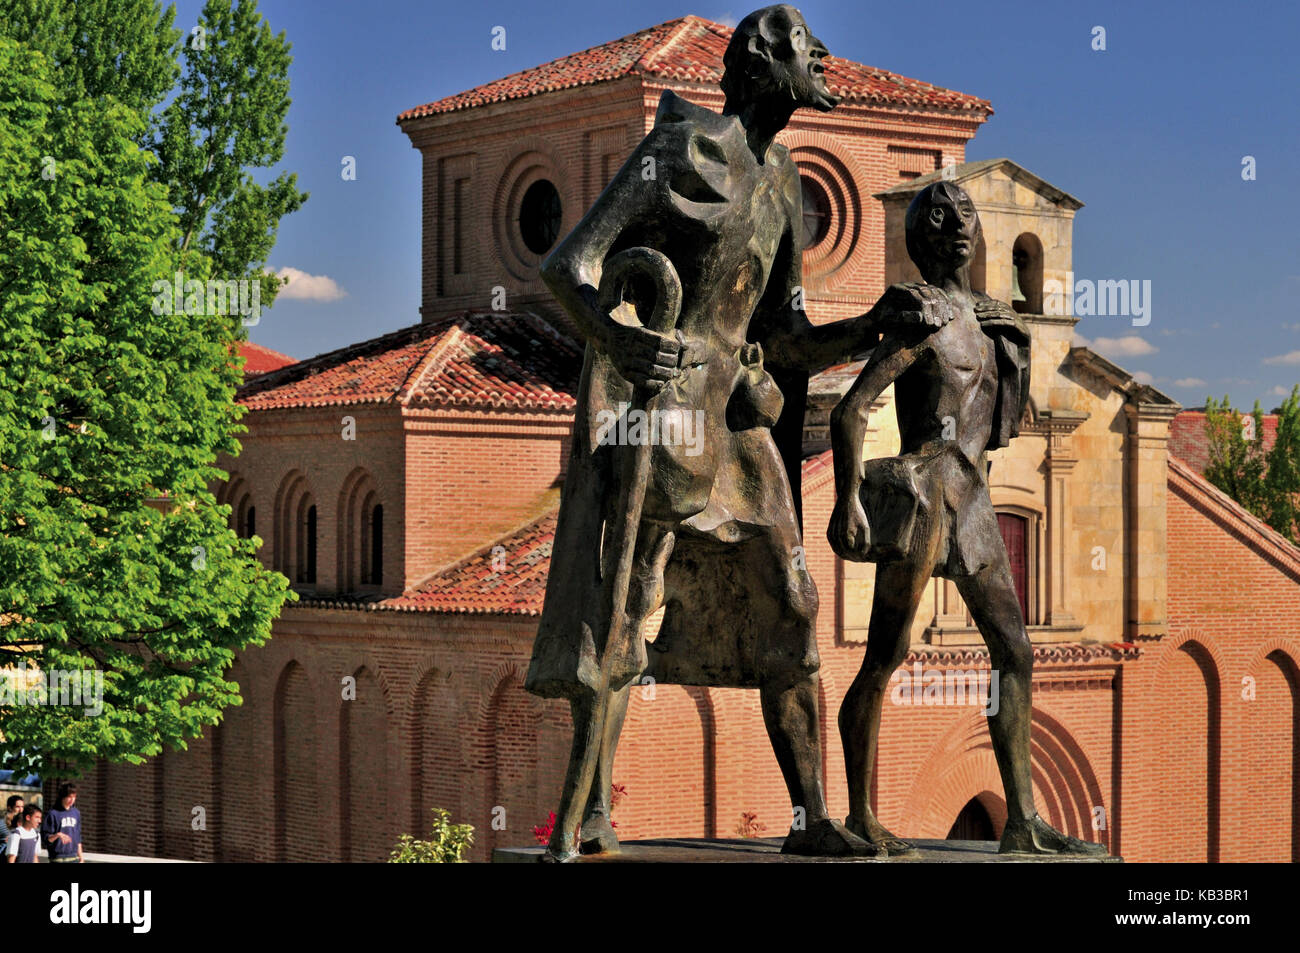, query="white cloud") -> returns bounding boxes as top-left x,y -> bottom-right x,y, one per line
1132,371 -> 1155,385
1173,377 -> 1207,388
1090,335 -> 1157,357
712,11 -> 738,27
1270,385 -> 1294,397
1071,332 -> 1091,349
1263,350 -> 1300,366
275,267 -> 347,302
